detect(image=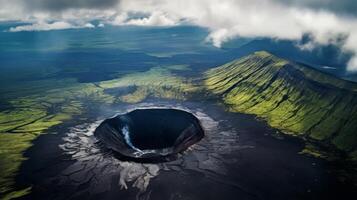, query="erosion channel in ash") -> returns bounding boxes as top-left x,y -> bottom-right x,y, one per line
94,108 -> 205,162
